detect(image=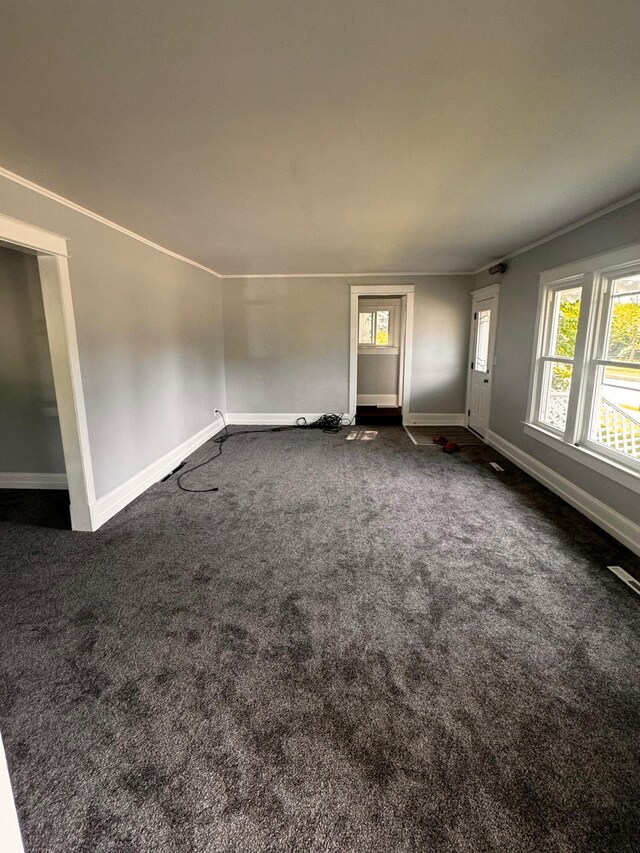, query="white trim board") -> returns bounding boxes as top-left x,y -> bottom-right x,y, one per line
0,732 -> 23,853
89,415 -> 225,530
223,271 -> 469,279
539,240 -> 640,284
0,472 -> 67,490
485,429 -> 640,558
0,211 -> 68,257
403,413 -> 466,426
0,168 -> 466,279
0,213 -> 96,531
349,285 -> 415,420
470,283 -> 501,299
225,413 -> 331,425
523,422 -> 639,494
473,189 -> 640,275
0,166 -> 222,278
403,425 -> 419,445
357,395 -> 399,406
3,165 -> 640,281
